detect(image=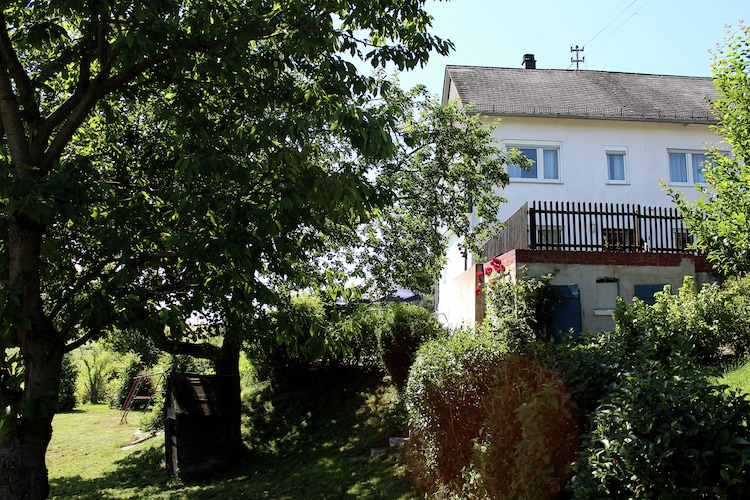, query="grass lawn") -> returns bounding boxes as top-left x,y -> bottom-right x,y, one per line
717,356 -> 750,394
48,366 -> 419,499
